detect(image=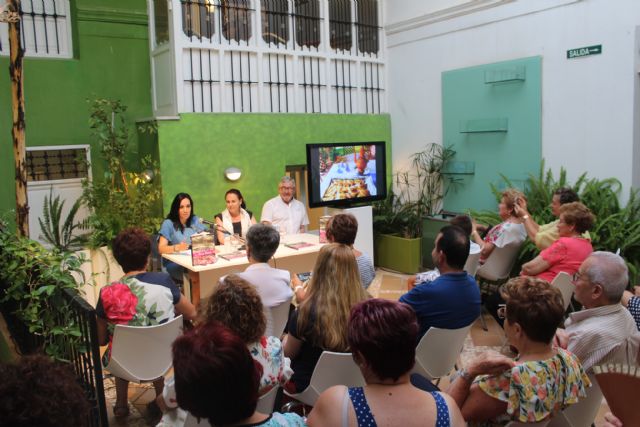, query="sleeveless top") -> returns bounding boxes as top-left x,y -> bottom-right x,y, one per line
342,386 -> 450,427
